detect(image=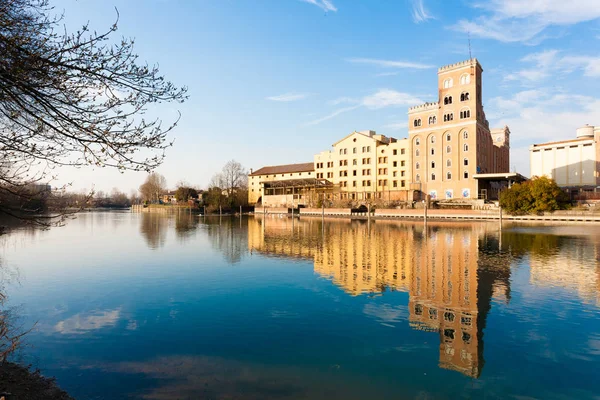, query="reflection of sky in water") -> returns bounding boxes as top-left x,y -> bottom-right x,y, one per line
0,212 -> 599,399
